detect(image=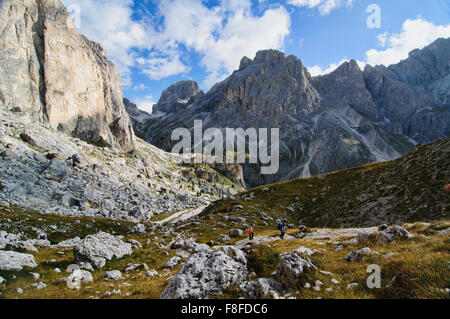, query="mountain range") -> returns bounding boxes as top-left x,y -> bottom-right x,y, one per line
131,38 -> 450,187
